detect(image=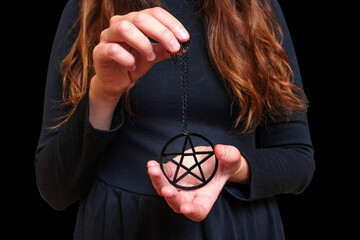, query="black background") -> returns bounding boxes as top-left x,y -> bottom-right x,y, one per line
6,0 -> 352,239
